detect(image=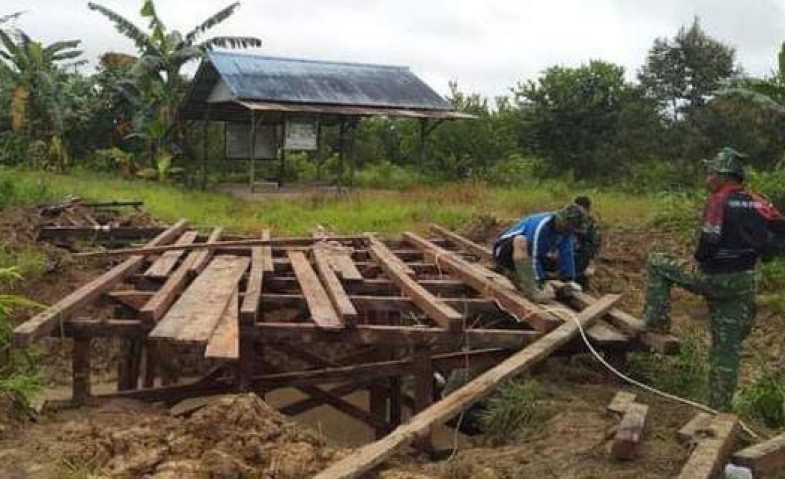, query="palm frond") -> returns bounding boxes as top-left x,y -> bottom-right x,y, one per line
140,0 -> 167,45
43,40 -> 81,56
50,50 -> 83,62
199,36 -> 261,51
0,29 -> 21,58
87,2 -> 154,53
184,2 -> 240,45
0,11 -> 24,26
